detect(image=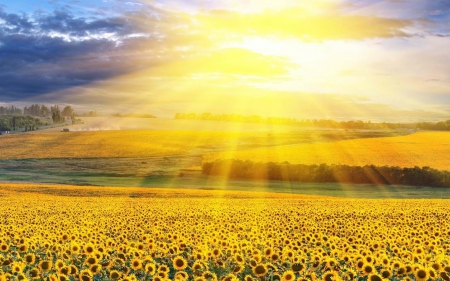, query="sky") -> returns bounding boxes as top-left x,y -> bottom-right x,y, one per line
0,0 -> 449,121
